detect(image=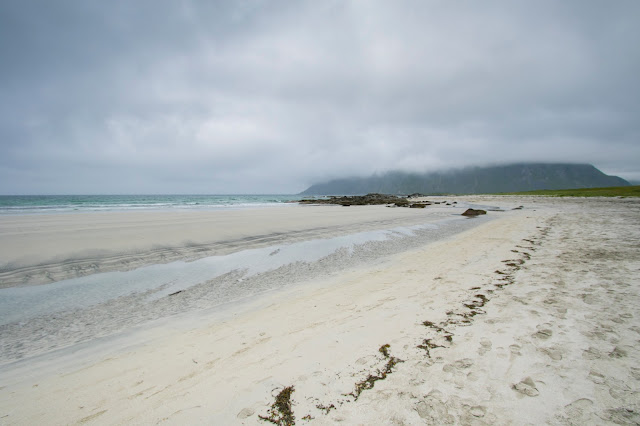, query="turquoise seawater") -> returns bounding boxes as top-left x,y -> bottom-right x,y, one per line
0,194 -> 300,214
